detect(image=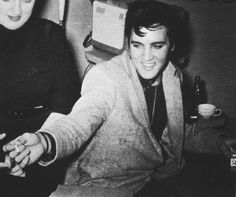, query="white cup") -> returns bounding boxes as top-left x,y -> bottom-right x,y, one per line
198,104 -> 222,118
